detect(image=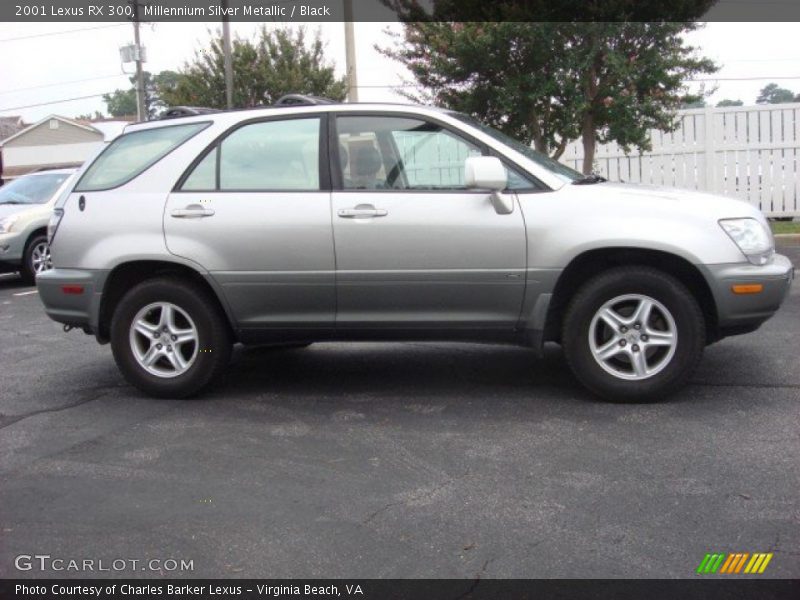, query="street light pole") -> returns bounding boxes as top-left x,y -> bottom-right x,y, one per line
343,0 -> 358,102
